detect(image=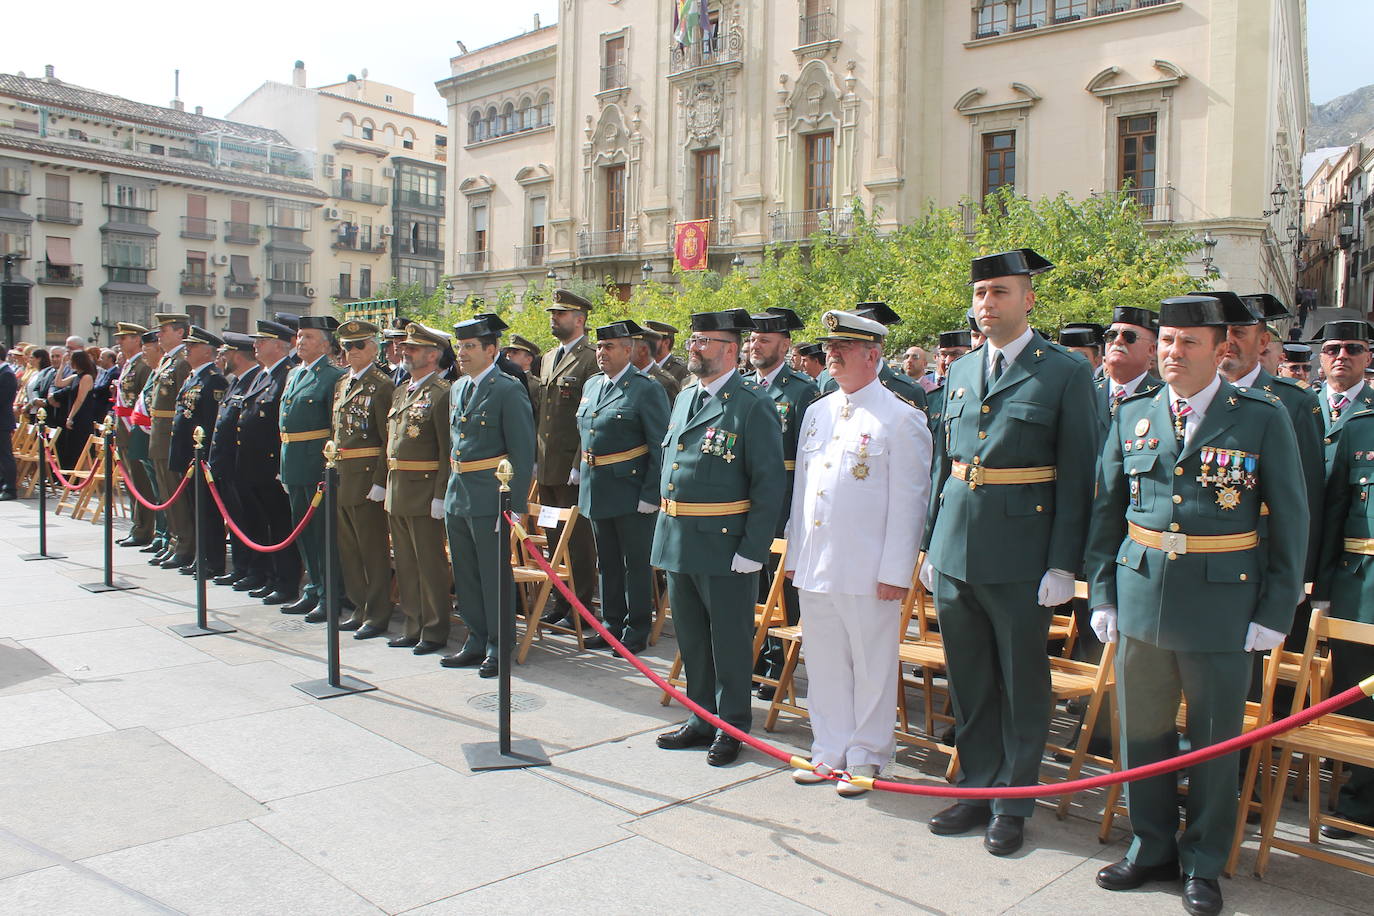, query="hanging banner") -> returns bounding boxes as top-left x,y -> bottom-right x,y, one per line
674,220 -> 711,271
